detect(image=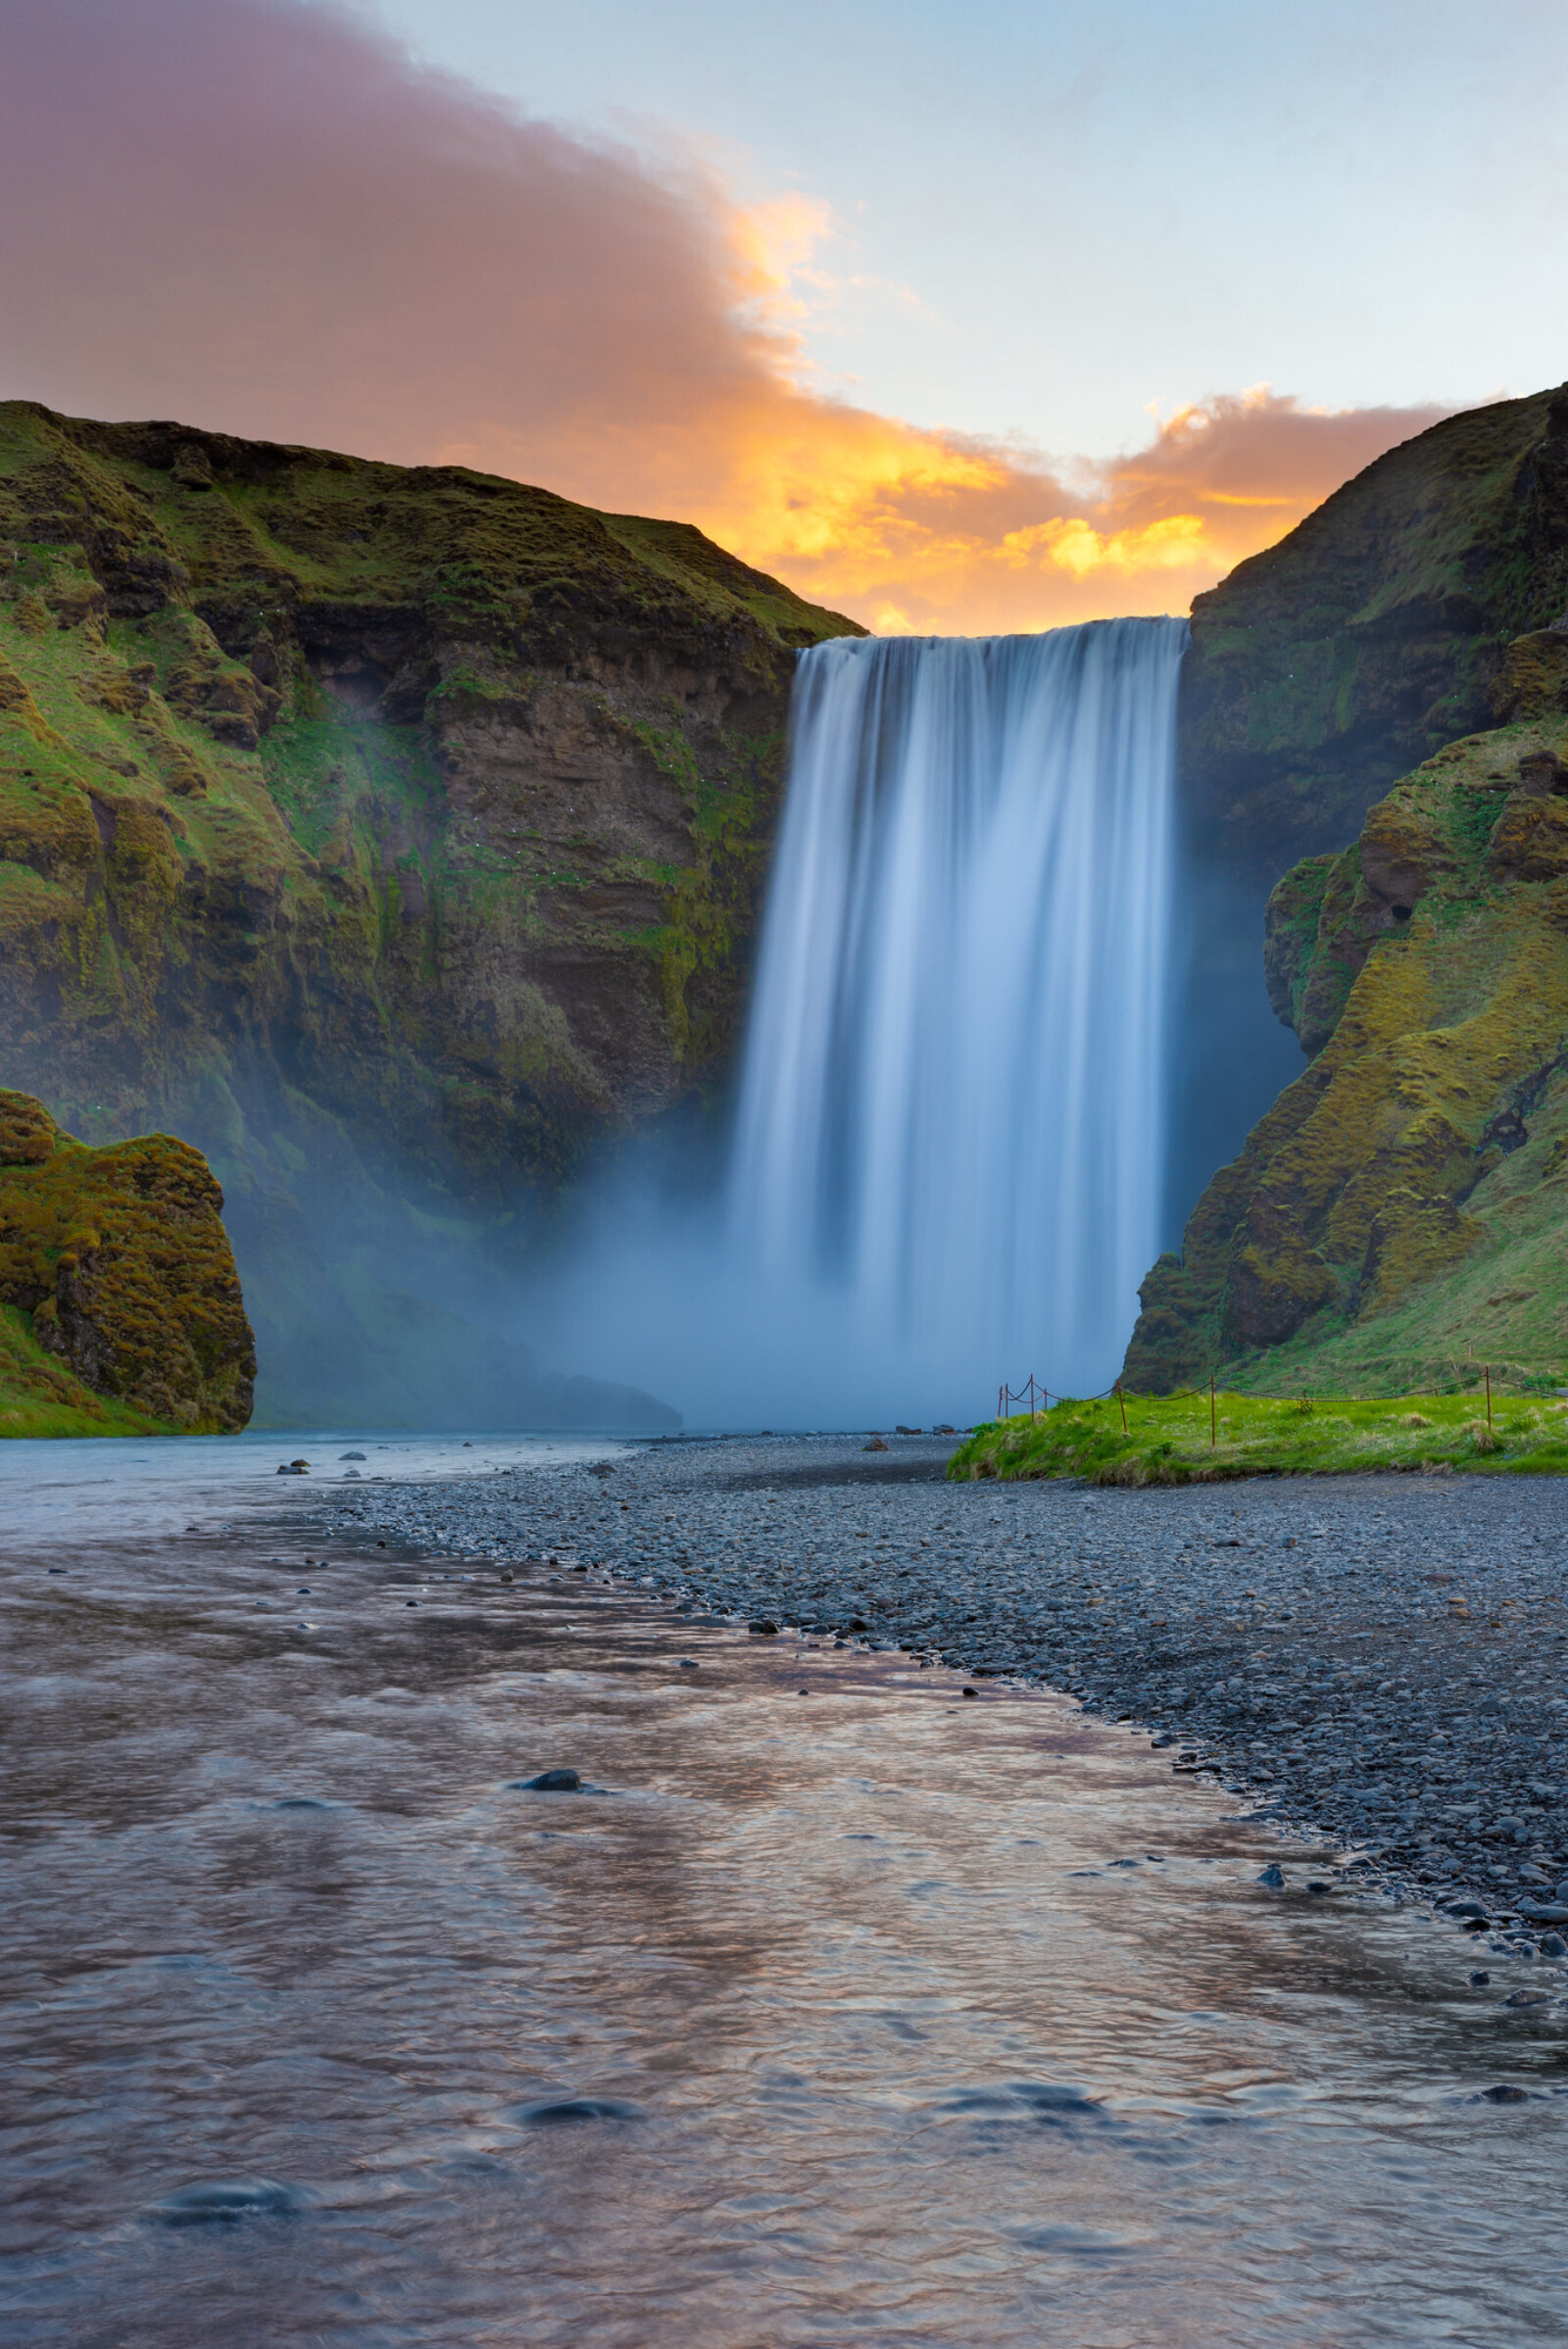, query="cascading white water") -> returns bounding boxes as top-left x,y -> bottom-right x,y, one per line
725,617 -> 1187,1405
